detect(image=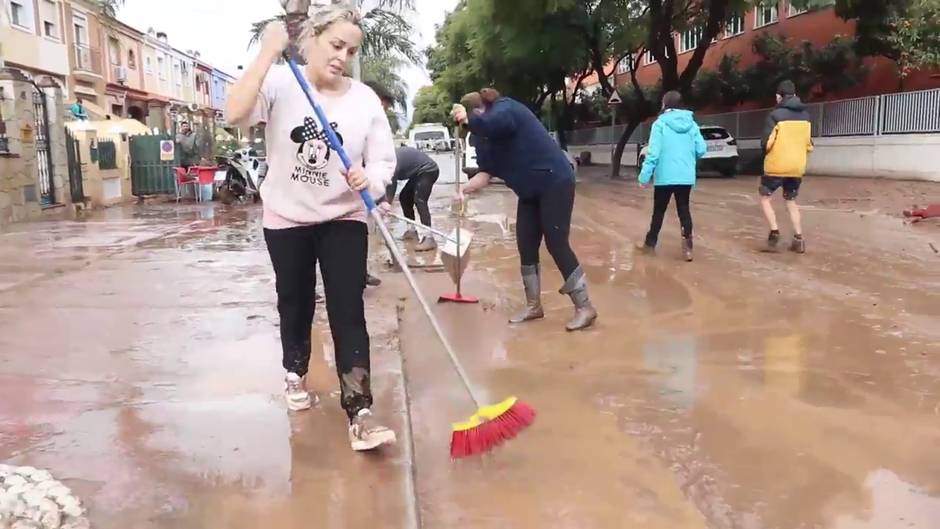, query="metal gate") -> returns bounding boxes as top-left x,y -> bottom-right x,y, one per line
65,127 -> 84,203
32,86 -> 56,205
130,134 -> 179,195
